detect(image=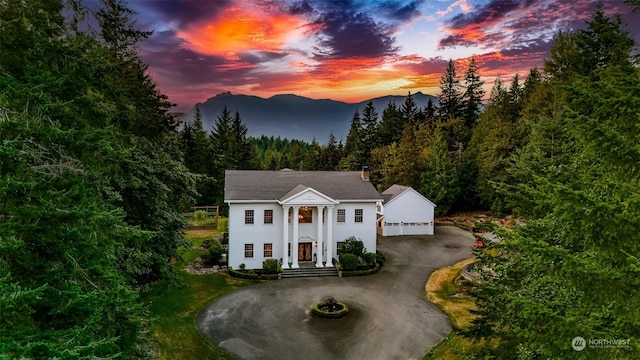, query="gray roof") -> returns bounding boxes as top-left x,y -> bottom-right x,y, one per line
381,184 -> 437,207
225,170 -> 382,202
381,184 -> 409,203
